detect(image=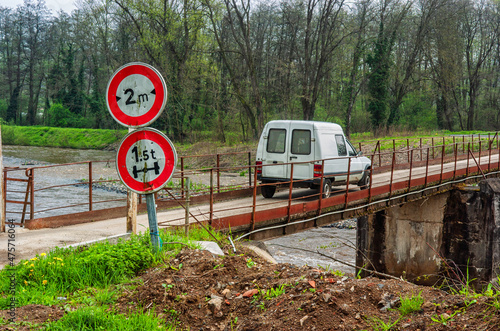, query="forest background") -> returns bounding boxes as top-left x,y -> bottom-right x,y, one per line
0,0 -> 499,145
